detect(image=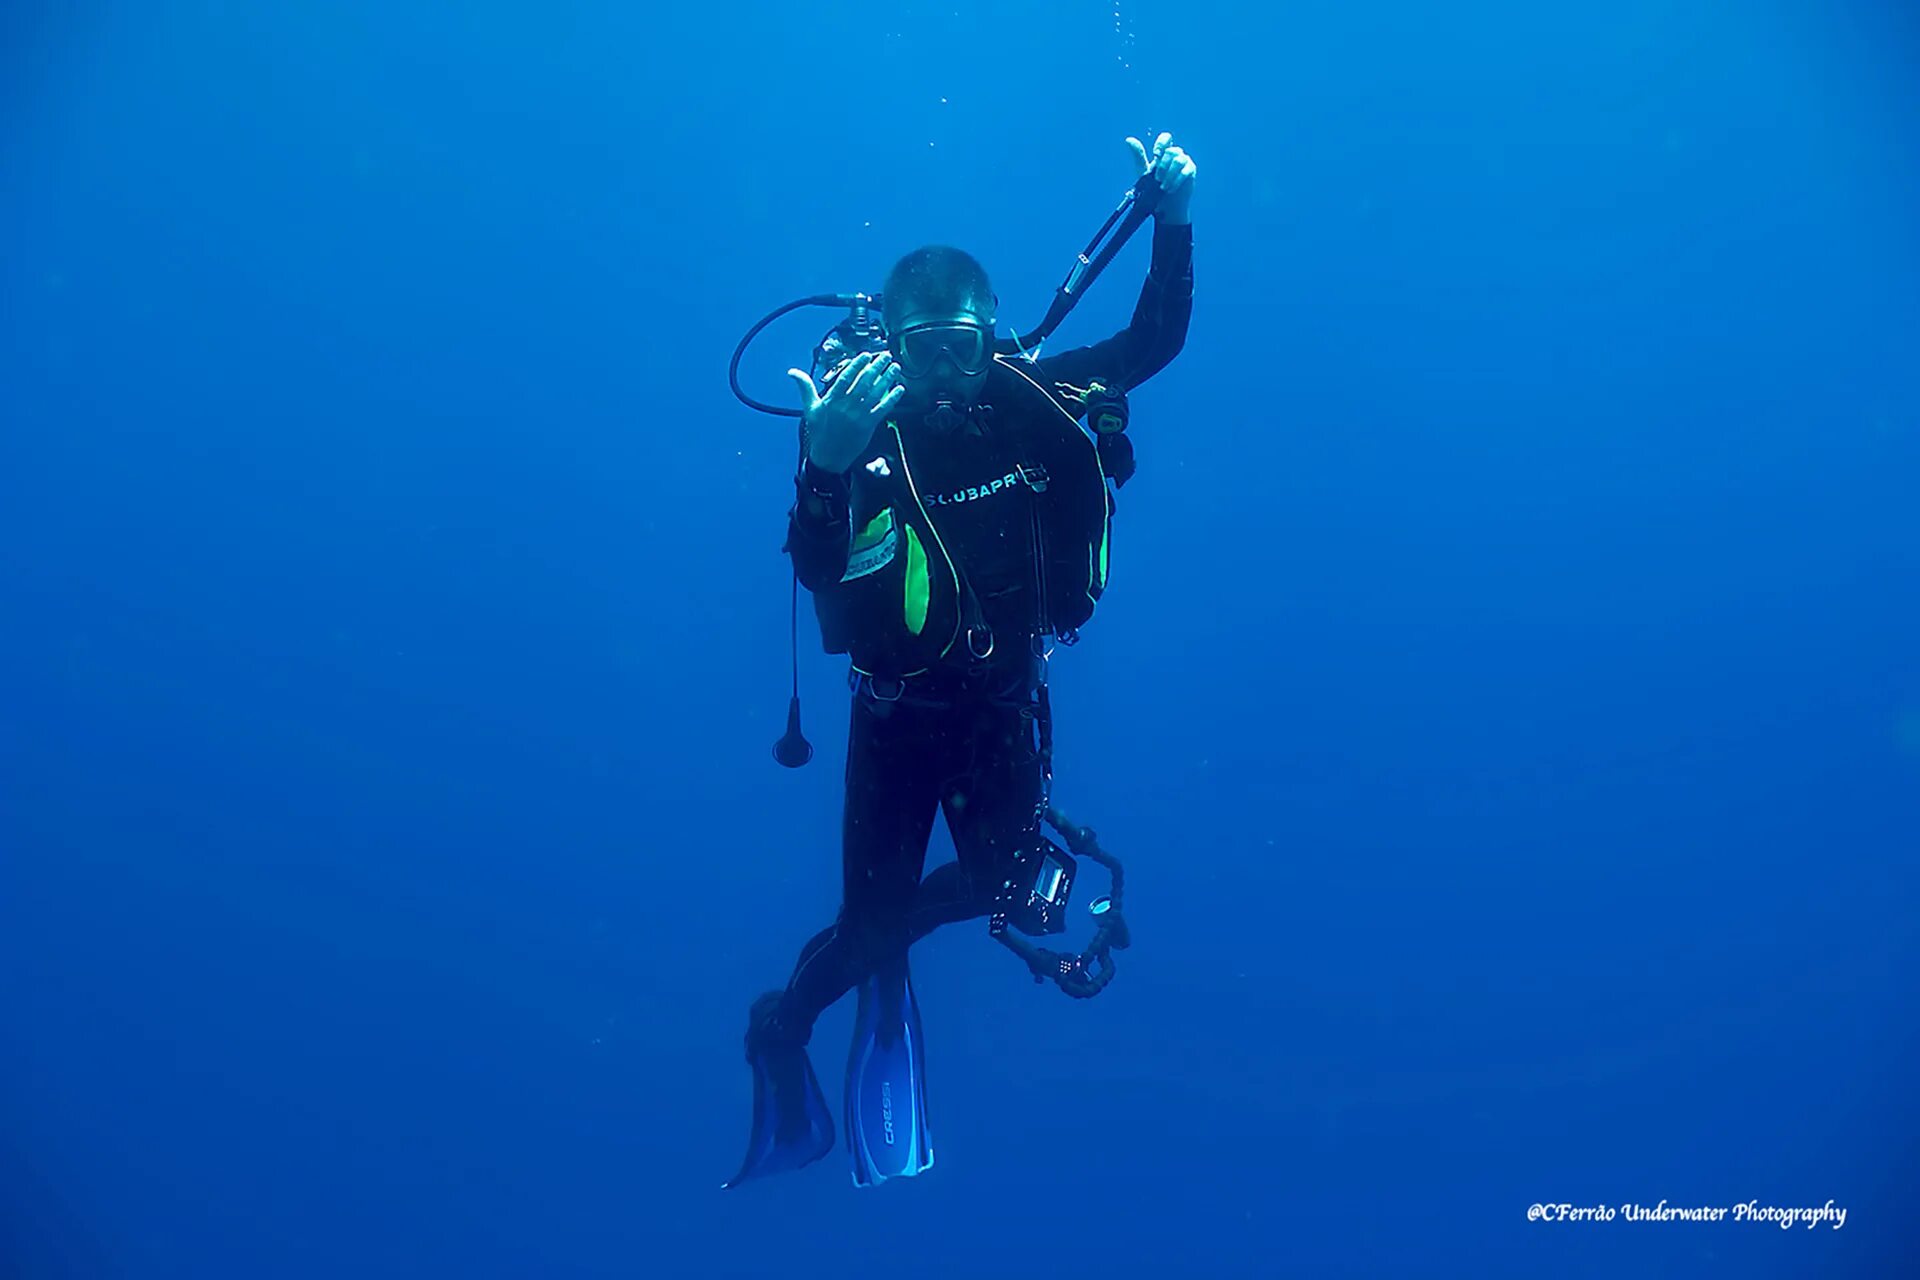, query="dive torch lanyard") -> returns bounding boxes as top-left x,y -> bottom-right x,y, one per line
1029,638 -> 1056,821
1013,418 -> 1058,829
